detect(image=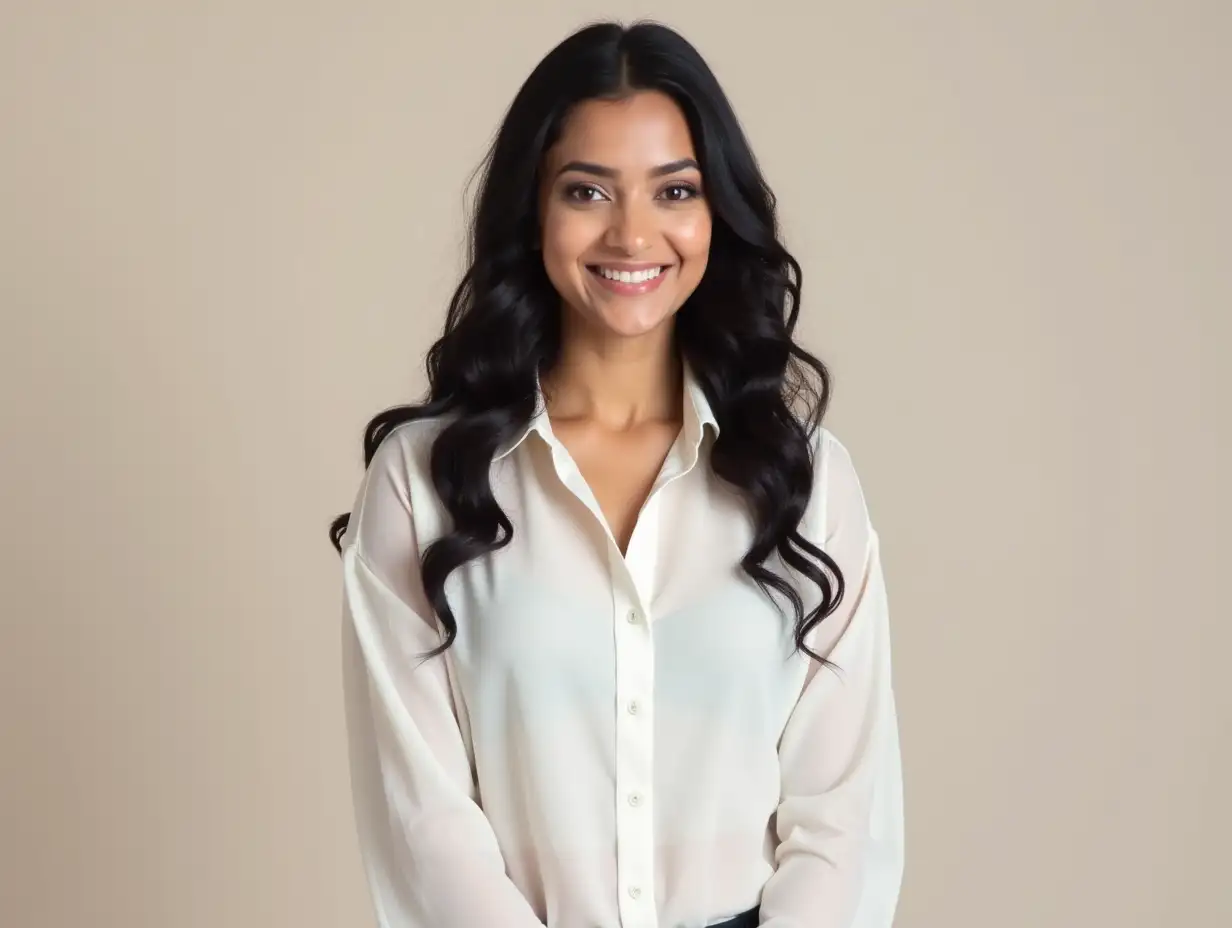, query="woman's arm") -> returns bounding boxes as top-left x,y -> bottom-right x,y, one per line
757,432 -> 905,927
339,431 -> 545,928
